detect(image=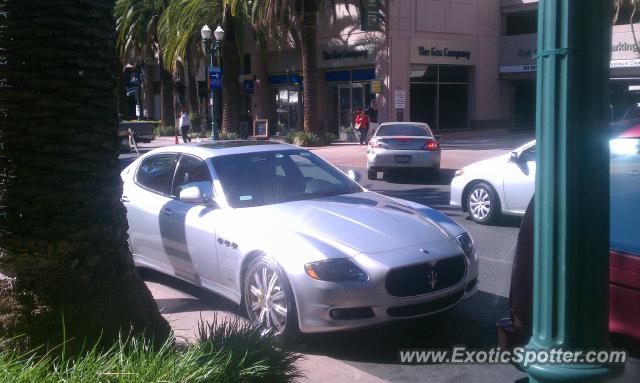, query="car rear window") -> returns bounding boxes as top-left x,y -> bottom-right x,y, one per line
376,124 -> 431,137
